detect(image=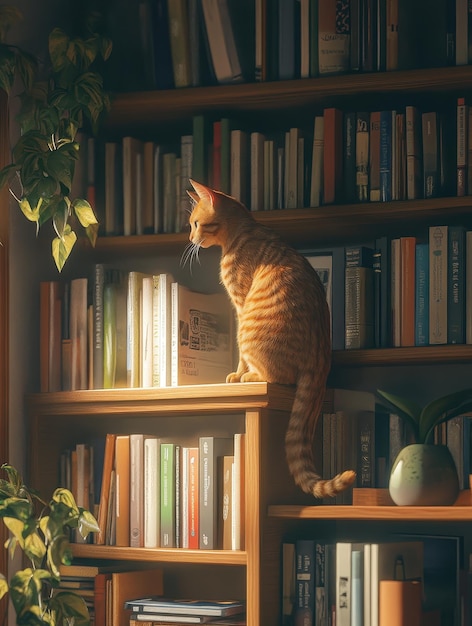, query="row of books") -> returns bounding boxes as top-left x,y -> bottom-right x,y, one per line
40,268 -> 234,392
78,98 -> 472,239
320,388 -> 471,505
106,0 -> 472,94
282,534 -> 468,626
326,226 -> 472,352
62,432 -> 245,551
